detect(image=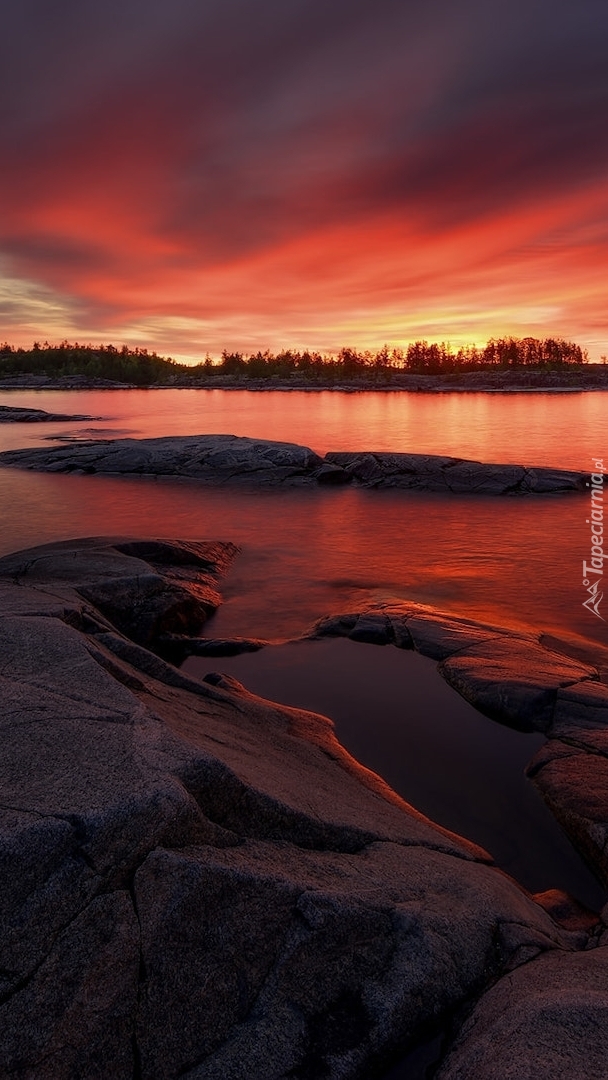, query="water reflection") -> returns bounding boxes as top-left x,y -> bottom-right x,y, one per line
0,469 -> 605,651
1,386 -> 607,470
